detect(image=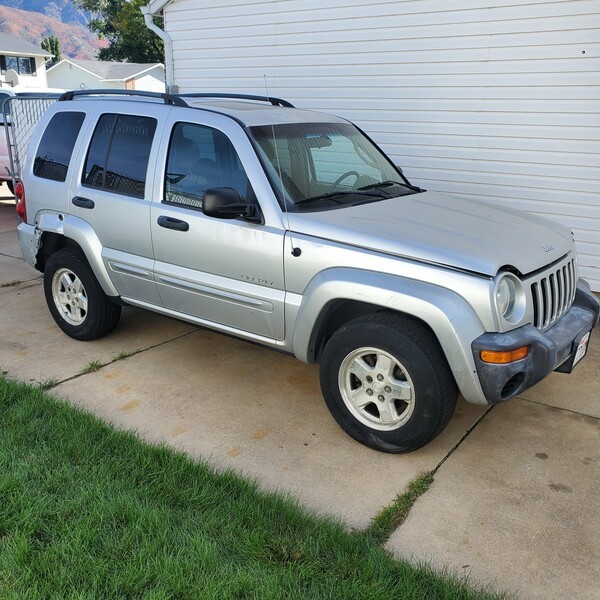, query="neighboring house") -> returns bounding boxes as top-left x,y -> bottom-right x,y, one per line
143,0 -> 600,291
47,59 -> 165,93
0,32 -> 51,90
